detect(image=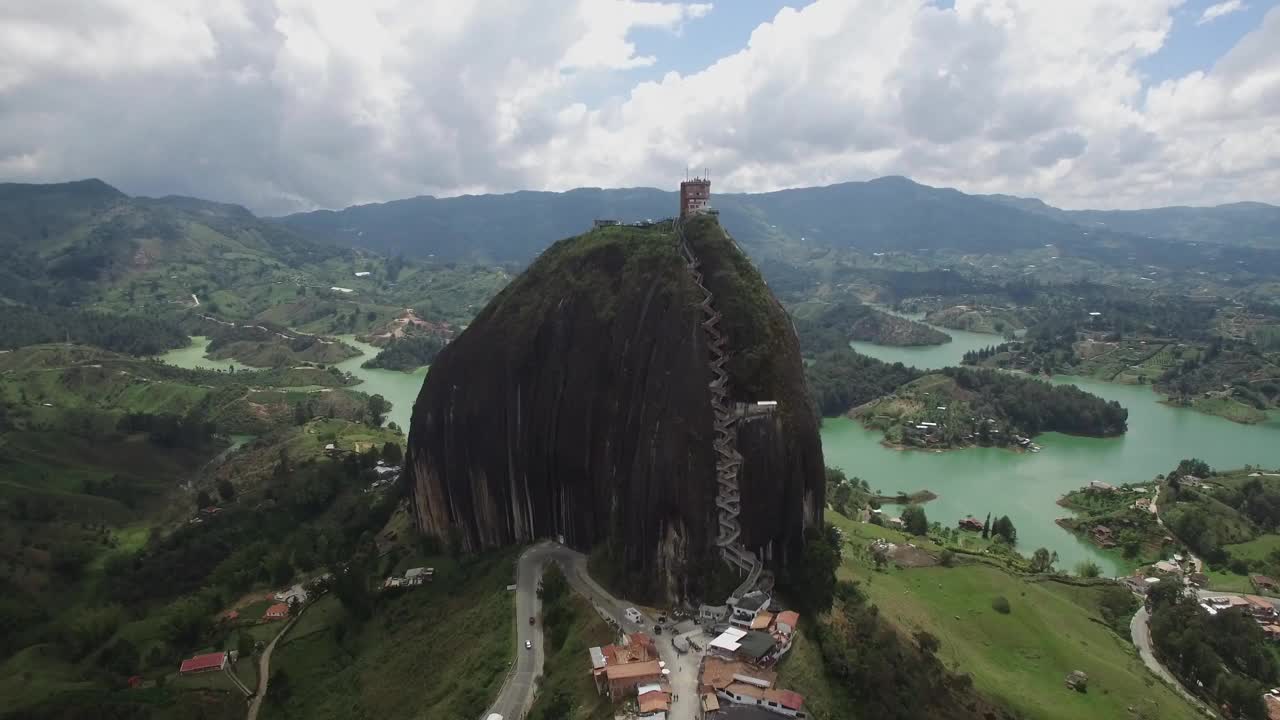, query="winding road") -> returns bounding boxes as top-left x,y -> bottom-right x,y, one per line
482,542 -> 699,720
1126,483 -> 1213,717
